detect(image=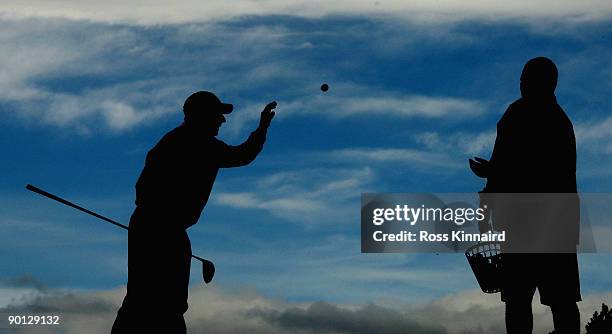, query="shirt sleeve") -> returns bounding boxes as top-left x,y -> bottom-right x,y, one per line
216,127 -> 267,168
483,107 -> 511,193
